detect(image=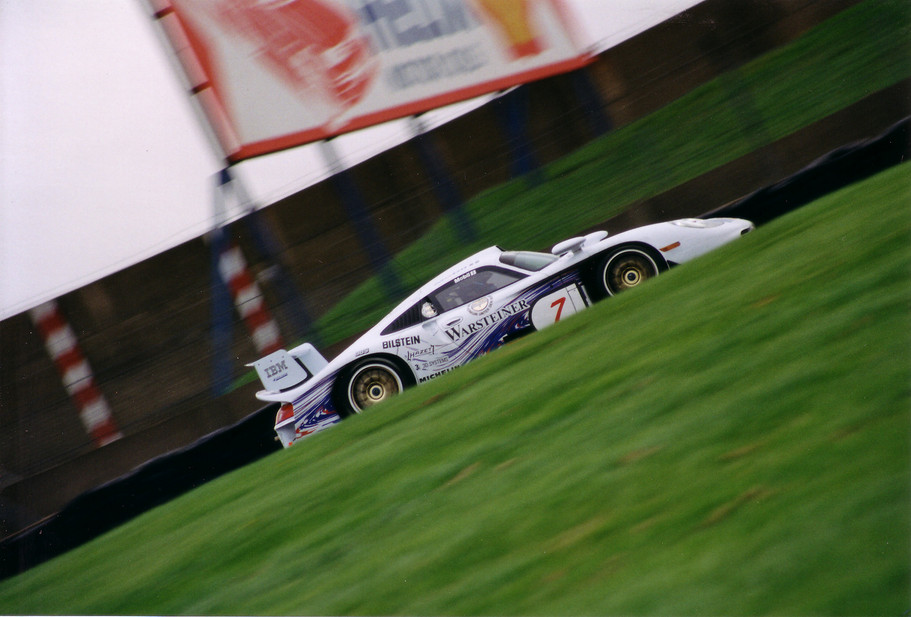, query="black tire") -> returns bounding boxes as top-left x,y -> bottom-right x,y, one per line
599,247 -> 662,296
337,359 -> 406,417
